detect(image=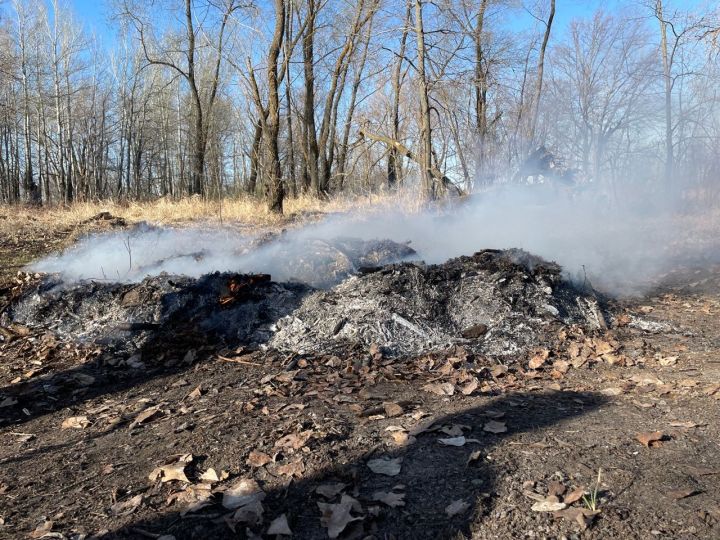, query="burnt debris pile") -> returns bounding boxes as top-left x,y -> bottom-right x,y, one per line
271,249 -> 607,357
6,244 -> 607,360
